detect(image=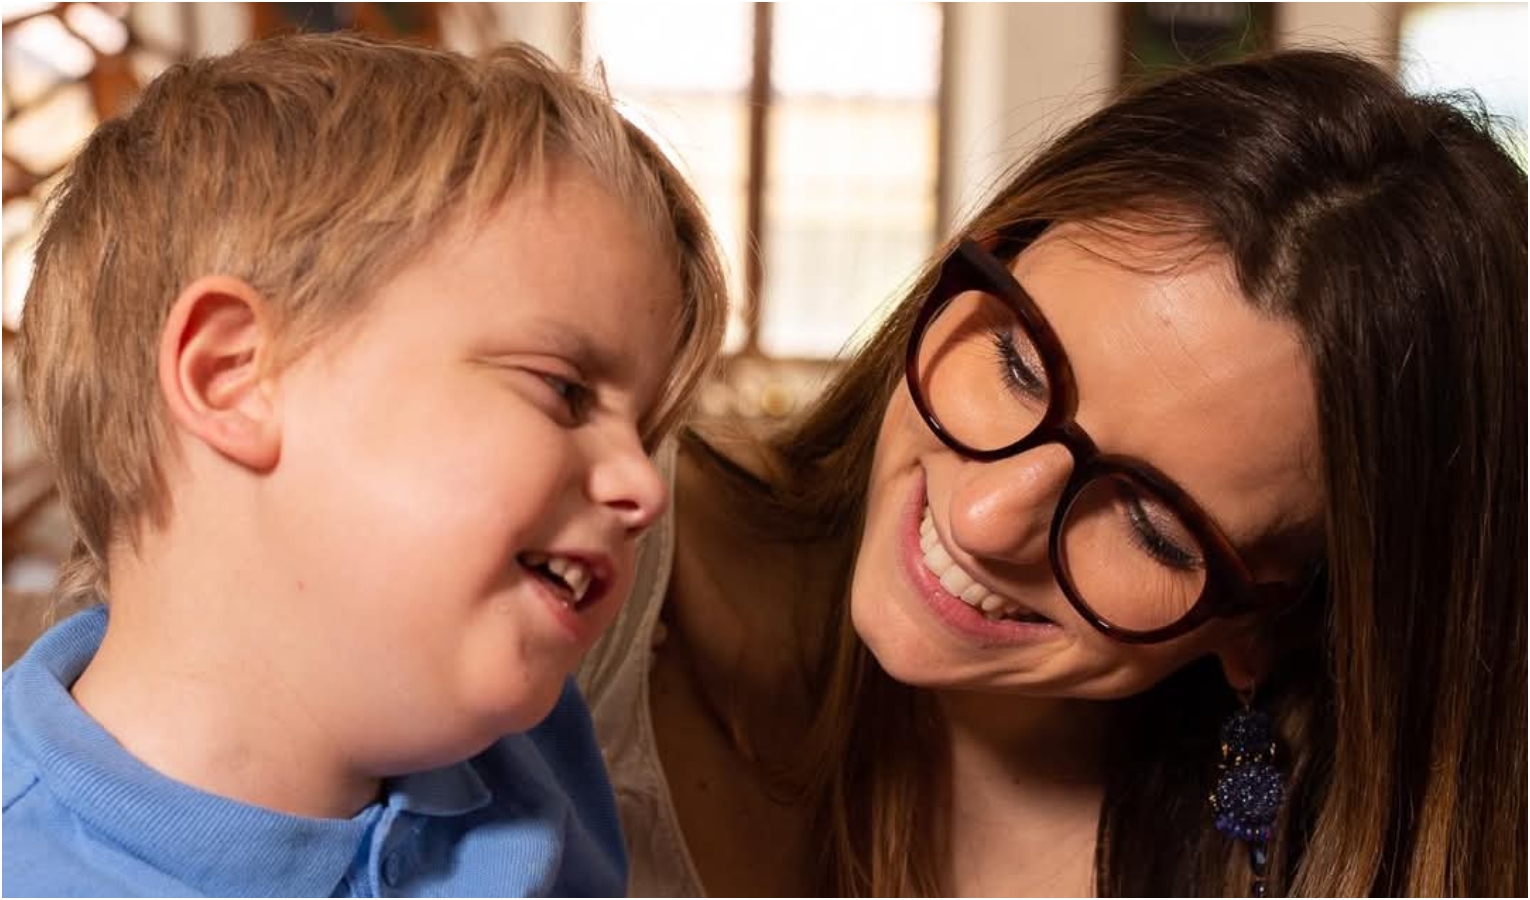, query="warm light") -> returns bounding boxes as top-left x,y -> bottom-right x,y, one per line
7,14 -> 96,80
0,0 -> 55,22
773,2 -> 941,99
1400,3 -> 1527,160
62,3 -> 129,55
